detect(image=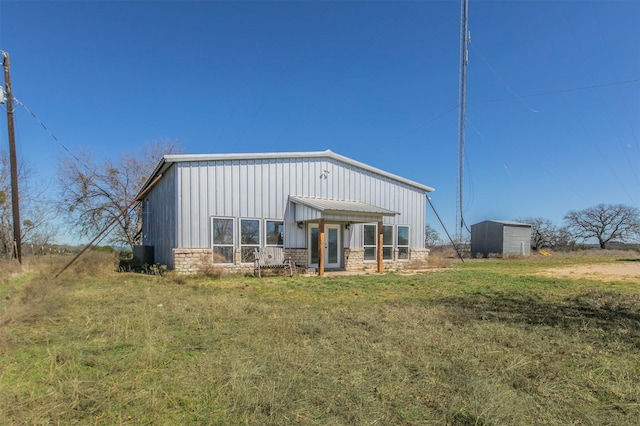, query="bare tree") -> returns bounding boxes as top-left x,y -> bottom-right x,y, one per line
56,140 -> 181,247
0,151 -> 10,256
21,210 -> 57,247
517,217 -> 561,251
553,226 -> 578,252
425,223 -> 443,247
0,149 -> 57,258
564,204 -> 640,249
